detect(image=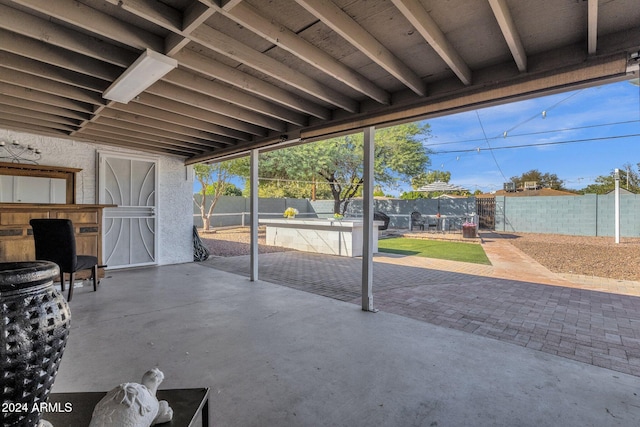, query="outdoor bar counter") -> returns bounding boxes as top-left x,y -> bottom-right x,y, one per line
259,218 -> 384,257
0,203 -> 114,277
